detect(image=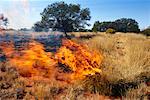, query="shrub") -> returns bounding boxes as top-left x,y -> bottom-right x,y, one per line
92,27 -> 98,33
82,74 -> 111,95
141,28 -> 150,36
106,28 -> 116,34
